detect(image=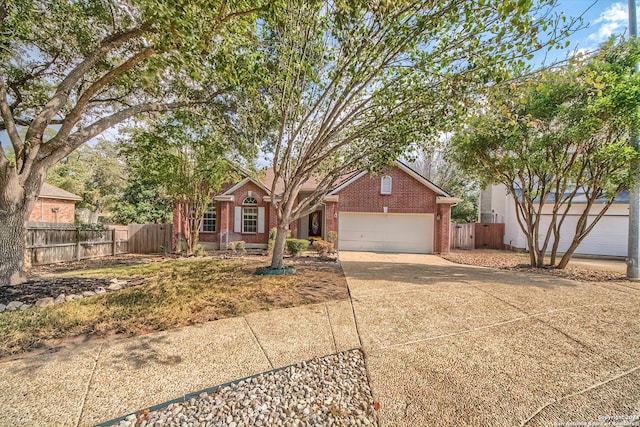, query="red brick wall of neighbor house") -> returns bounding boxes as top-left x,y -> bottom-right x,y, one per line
336,167 -> 437,214
28,197 -> 76,223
